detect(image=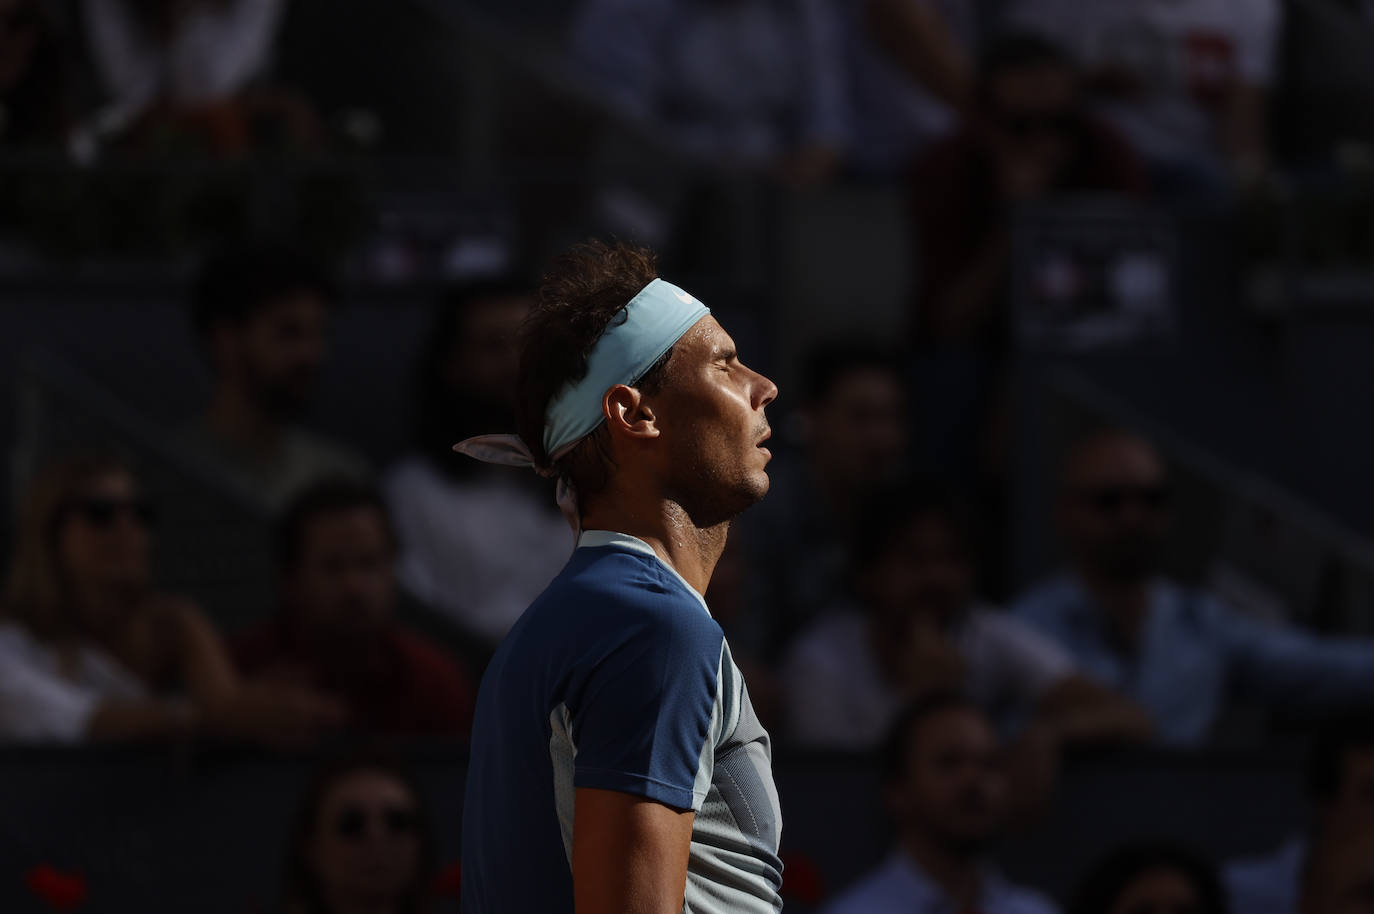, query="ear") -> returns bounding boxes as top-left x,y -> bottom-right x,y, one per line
603,384 -> 660,442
